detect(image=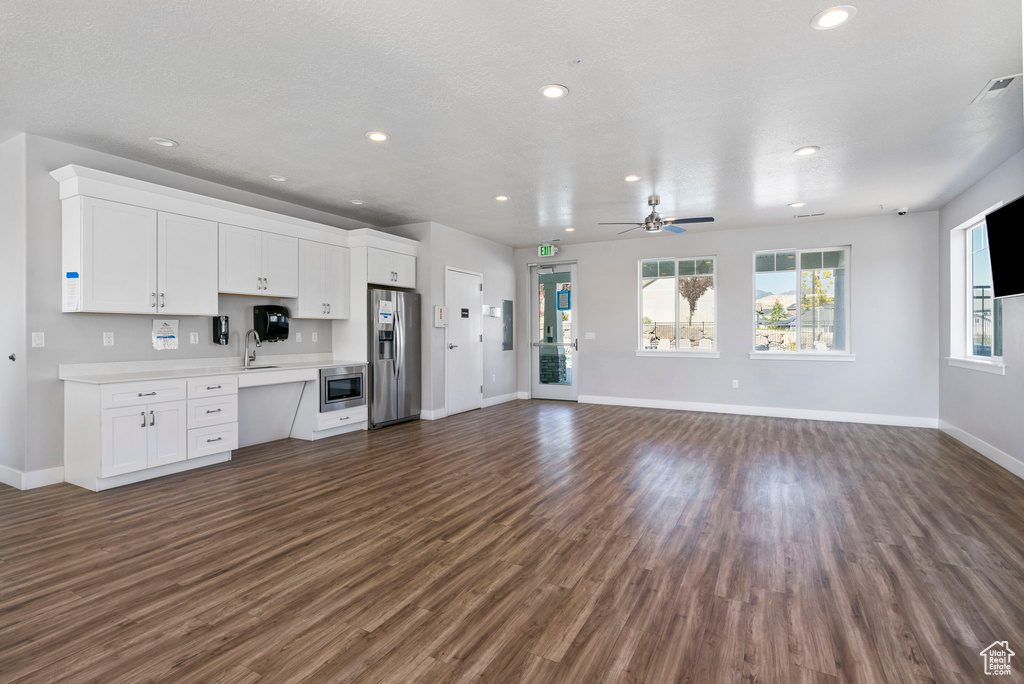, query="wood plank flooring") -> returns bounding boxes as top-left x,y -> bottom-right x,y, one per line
2,400 -> 1023,683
